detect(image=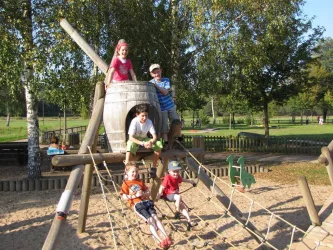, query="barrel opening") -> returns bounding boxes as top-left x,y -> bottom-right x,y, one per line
125,104 -> 161,140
